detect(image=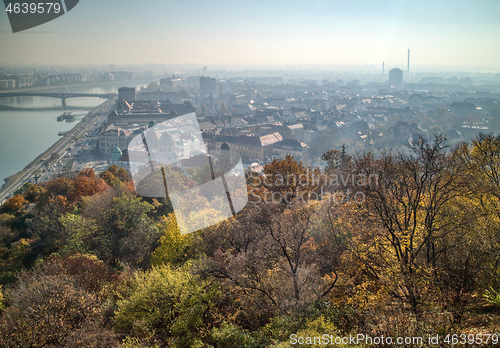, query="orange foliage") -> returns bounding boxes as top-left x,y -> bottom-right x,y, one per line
123,181 -> 137,195
78,168 -> 97,178
2,194 -> 27,214
68,169 -> 109,203
249,156 -> 326,204
54,195 -> 68,209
